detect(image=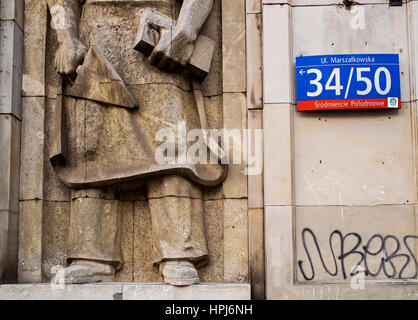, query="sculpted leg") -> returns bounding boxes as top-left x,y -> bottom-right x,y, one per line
54,189 -> 122,284
146,176 -> 209,286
